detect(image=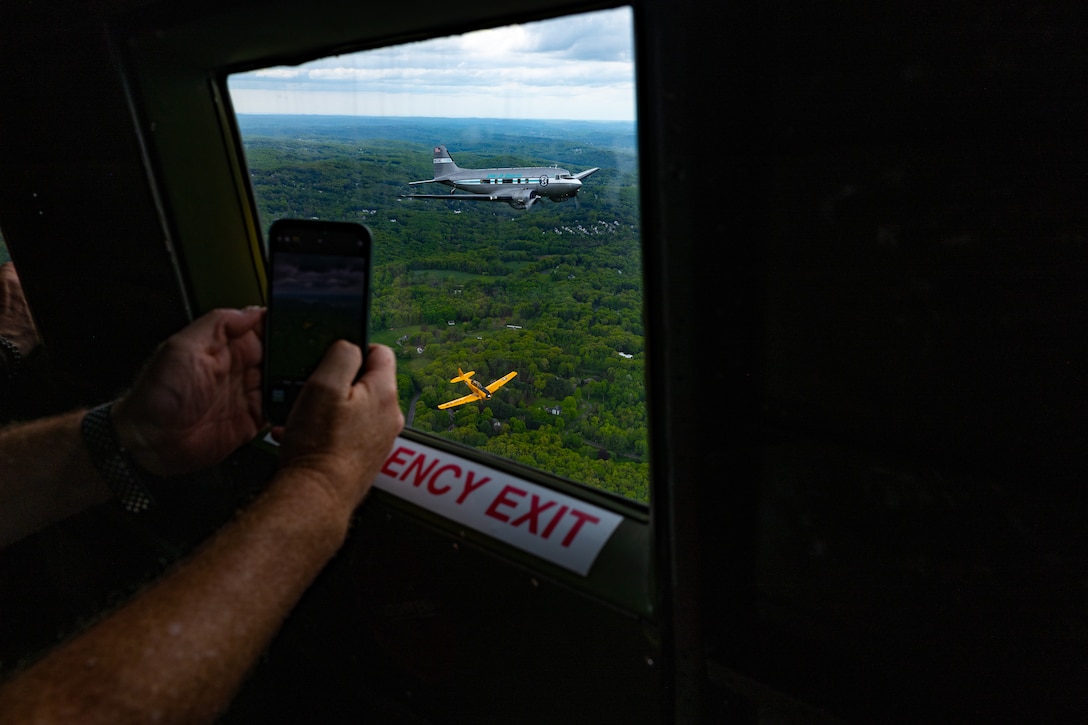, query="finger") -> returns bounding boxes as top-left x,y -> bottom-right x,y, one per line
308,339 -> 363,391
356,344 -> 399,400
170,308 -> 233,347
247,307 -> 266,342
174,308 -> 264,348
362,343 -> 396,377
233,315 -> 265,369
217,307 -> 265,341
